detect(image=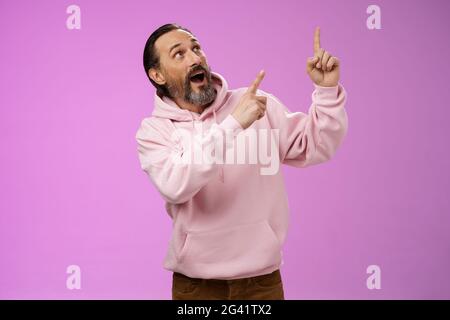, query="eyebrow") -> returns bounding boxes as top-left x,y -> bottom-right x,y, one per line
169,38 -> 200,55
